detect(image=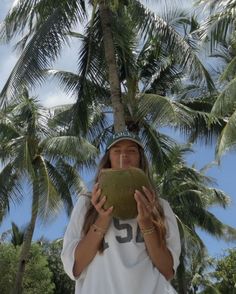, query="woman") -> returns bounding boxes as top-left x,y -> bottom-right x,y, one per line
61,131 -> 181,294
